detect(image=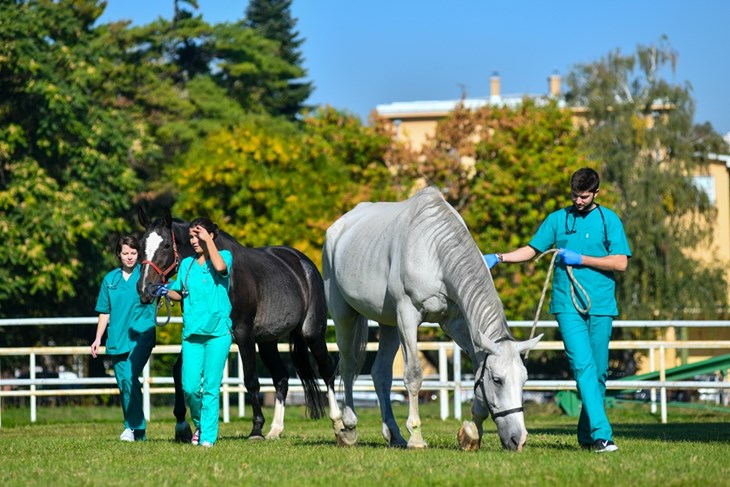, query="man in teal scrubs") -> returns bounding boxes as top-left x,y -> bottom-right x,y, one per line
484,167 -> 631,453
160,218 -> 233,447
92,236 -> 156,441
